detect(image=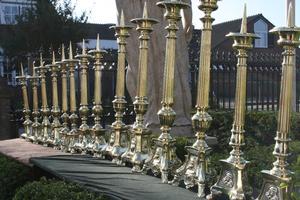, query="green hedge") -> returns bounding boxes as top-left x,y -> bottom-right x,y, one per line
0,154 -> 32,200
13,178 -> 106,200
